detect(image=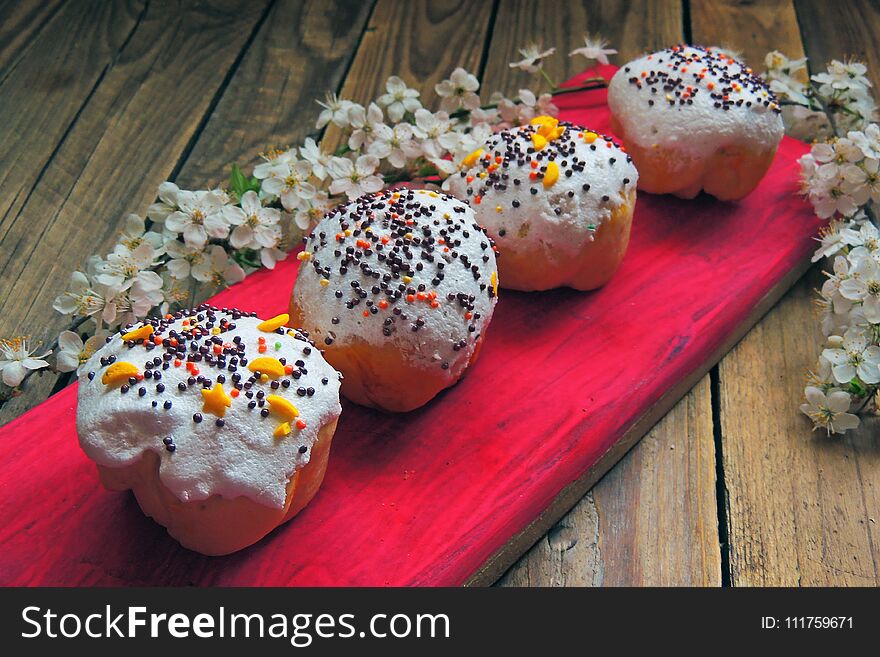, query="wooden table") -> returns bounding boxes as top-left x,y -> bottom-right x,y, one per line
1,0 -> 878,586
